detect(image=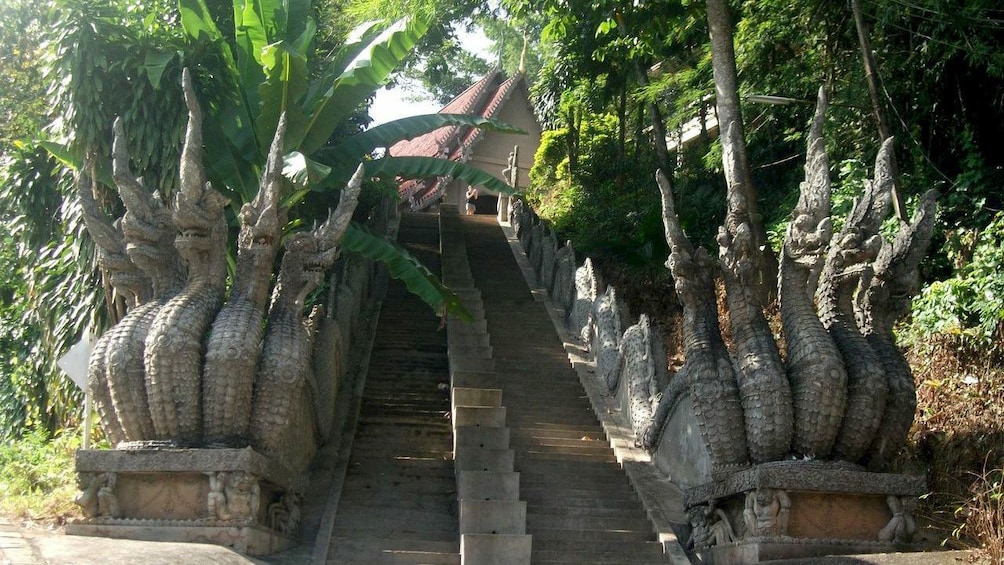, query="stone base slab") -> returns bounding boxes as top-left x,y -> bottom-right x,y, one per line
70,448 -> 303,556
683,461 -> 928,563
65,522 -> 295,556
702,538 -> 900,565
